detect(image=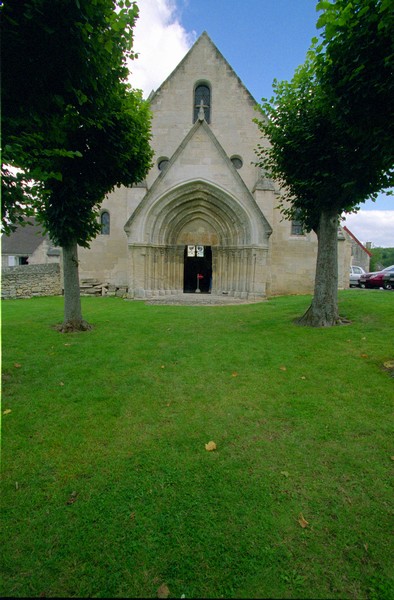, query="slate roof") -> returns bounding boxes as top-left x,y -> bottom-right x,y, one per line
1,218 -> 48,255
